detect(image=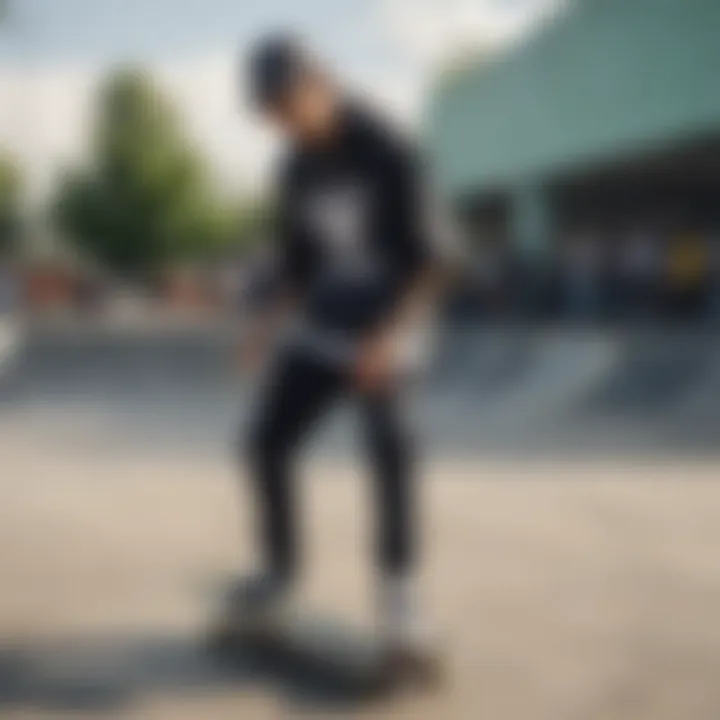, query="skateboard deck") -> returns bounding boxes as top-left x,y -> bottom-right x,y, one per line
208,609 -> 441,698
